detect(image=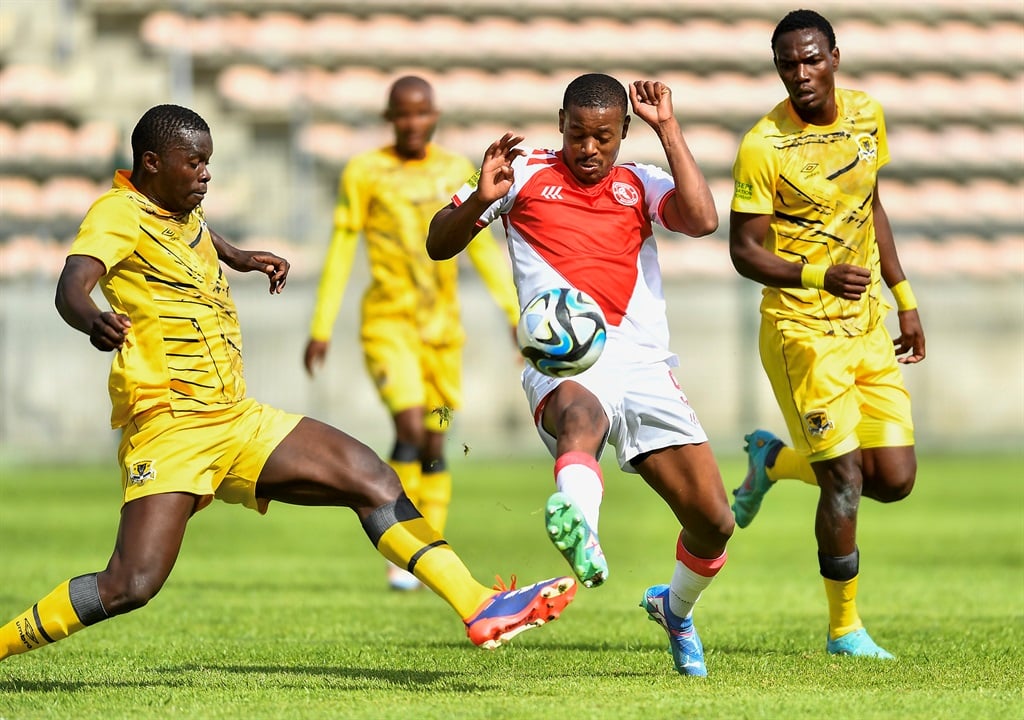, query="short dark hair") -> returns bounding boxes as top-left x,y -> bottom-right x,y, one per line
771,9 -> 836,53
131,104 -> 210,165
563,73 -> 627,115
